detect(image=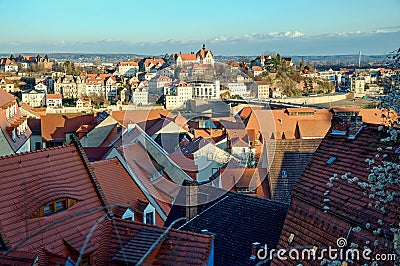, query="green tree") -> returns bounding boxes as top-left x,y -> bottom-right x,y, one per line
63,61 -> 76,75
